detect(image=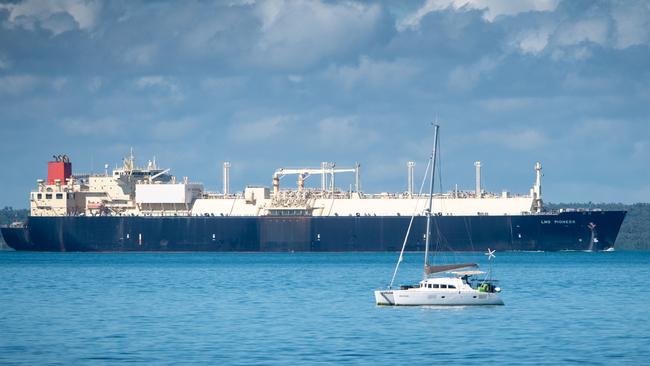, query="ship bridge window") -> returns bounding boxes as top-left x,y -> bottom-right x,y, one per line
440,284 -> 447,289
432,284 -> 439,288
37,193 -> 42,199
448,285 -> 456,289
45,193 -> 52,199
56,193 -> 63,199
